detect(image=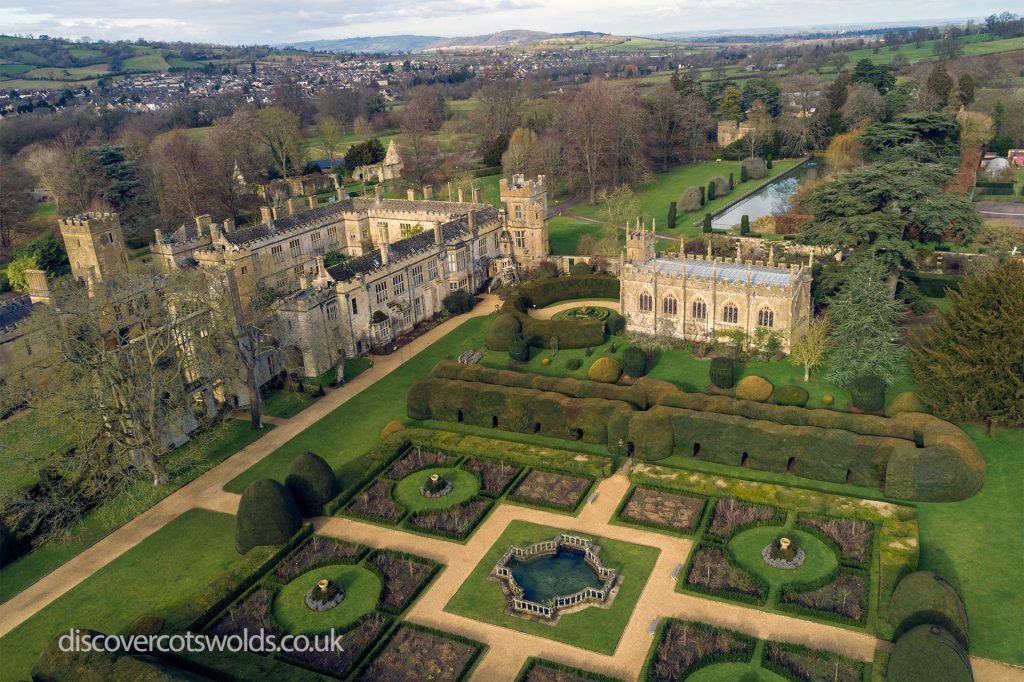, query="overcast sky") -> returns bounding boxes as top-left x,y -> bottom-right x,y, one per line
1,0 -> 1011,45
